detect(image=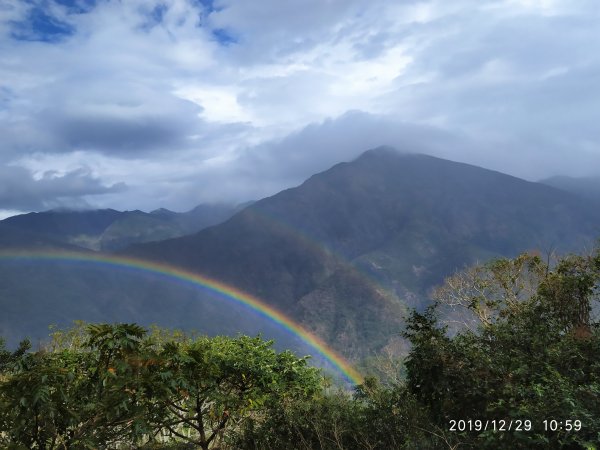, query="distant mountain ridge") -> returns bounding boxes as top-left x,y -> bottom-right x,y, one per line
1,203 -> 246,251
1,148 -> 598,360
